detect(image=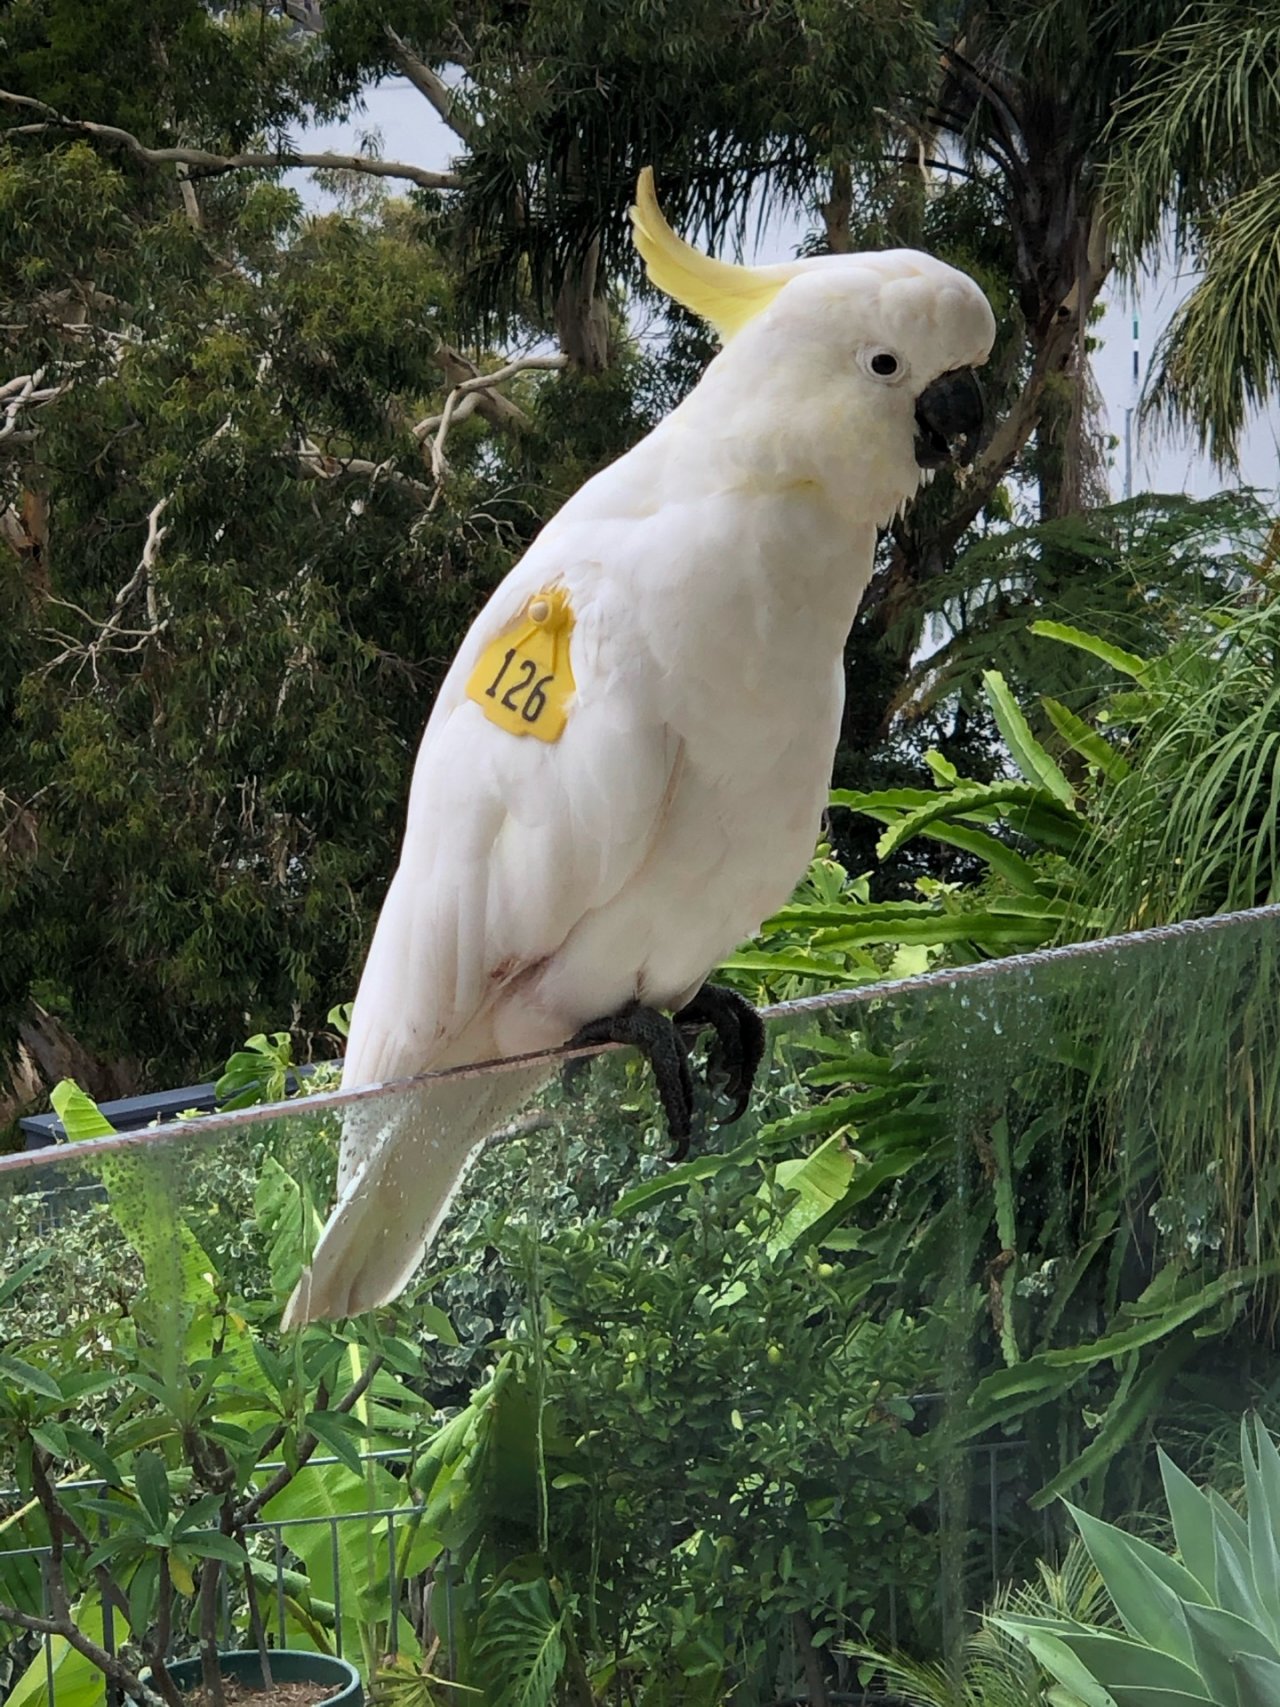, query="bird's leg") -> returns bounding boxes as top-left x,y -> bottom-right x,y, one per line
674,983 -> 766,1126
565,1002 -> 696,1158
